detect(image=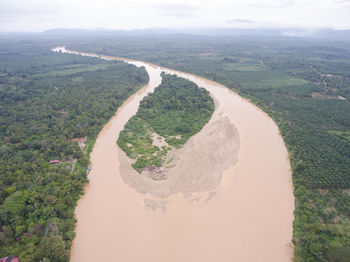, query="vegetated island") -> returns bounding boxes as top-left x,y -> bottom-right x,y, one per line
86,36 -> 350,261
117,73 -> 215,176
